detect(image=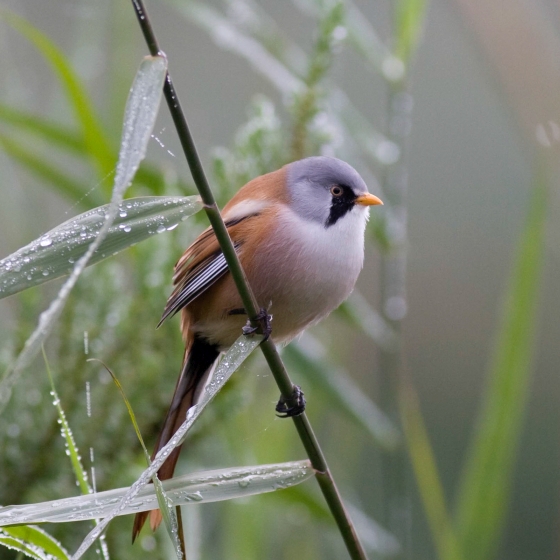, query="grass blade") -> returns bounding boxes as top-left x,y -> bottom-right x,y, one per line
0,526 -> 70,560
72,334 -> 261,558
400,382 -> 461,560
42,352 -> 110,560
0,103 -> 85,153
0,103 -> 190,199
0,55 -> 168,413
0,195 -> 202,300
93,359 -> 183,558
393,0 -> 428,65
2,11 -> 115,179
0,132 -> 103,206
0,460 -> 313,526
455,181 -> 547,559
44,349 -> 91,495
